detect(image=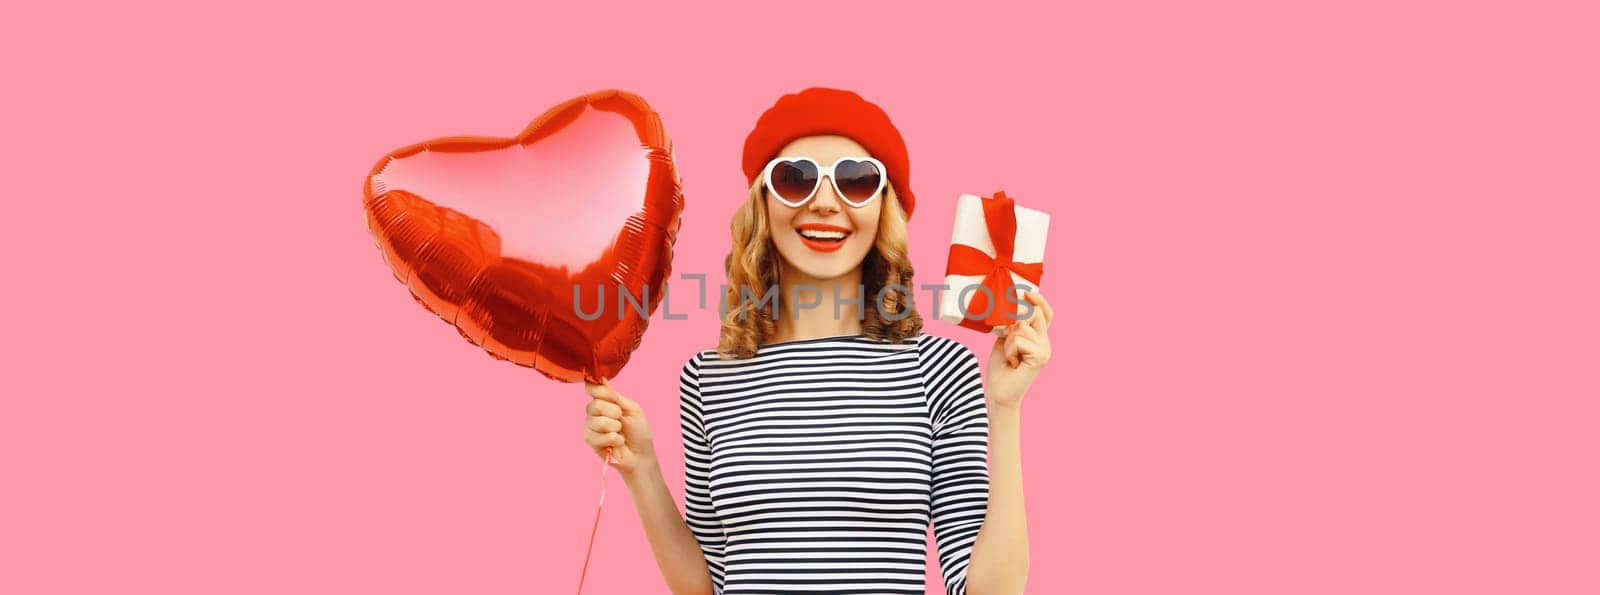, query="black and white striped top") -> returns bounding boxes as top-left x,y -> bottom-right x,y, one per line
678,333 -> 990,595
